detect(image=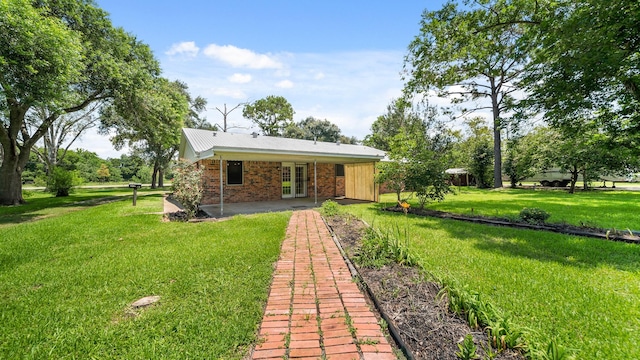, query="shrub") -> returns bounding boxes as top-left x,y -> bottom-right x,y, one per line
519,207 -> 551,224
320,199 -> 341,217
171,160 -> 204,220
355,224 -> 417,268
47,167 -> 81,197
